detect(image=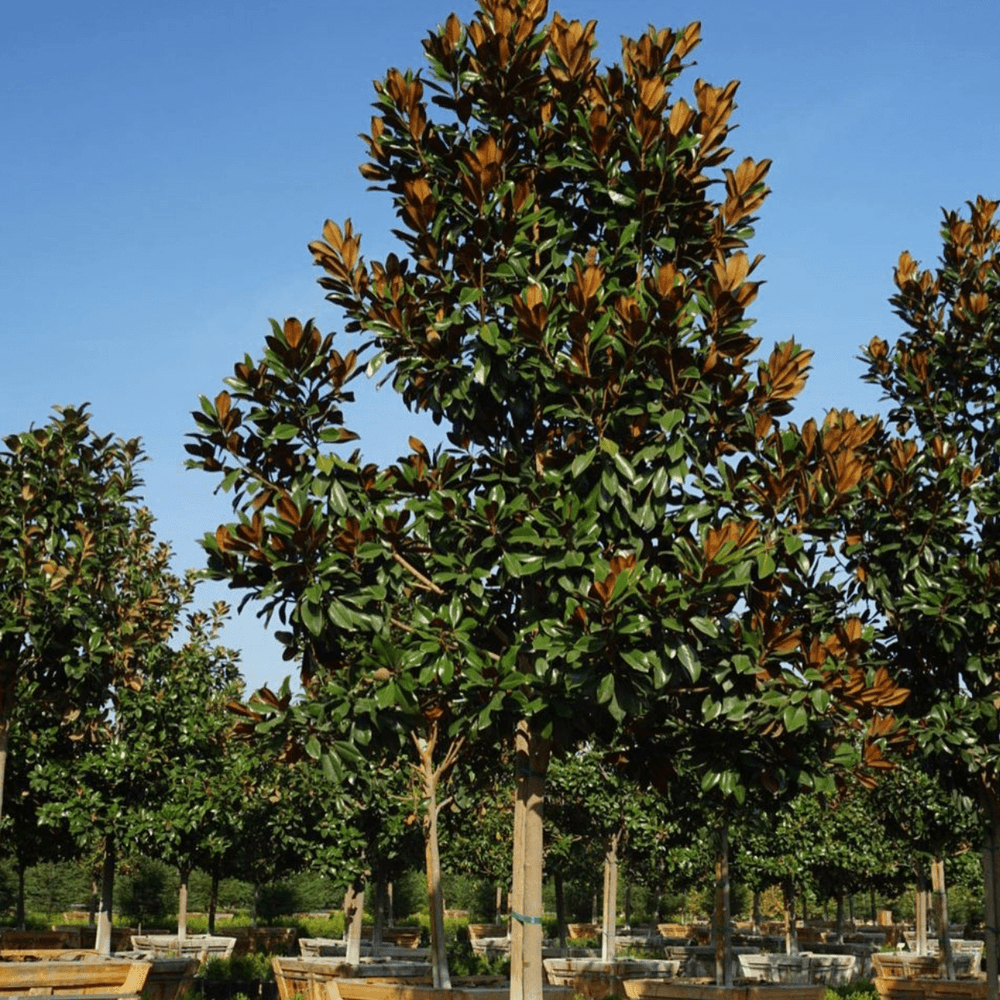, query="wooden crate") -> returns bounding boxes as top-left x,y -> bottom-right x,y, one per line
874,979 -> 989,1000
0,958 -> 151,998
623,983 -> 826,1000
